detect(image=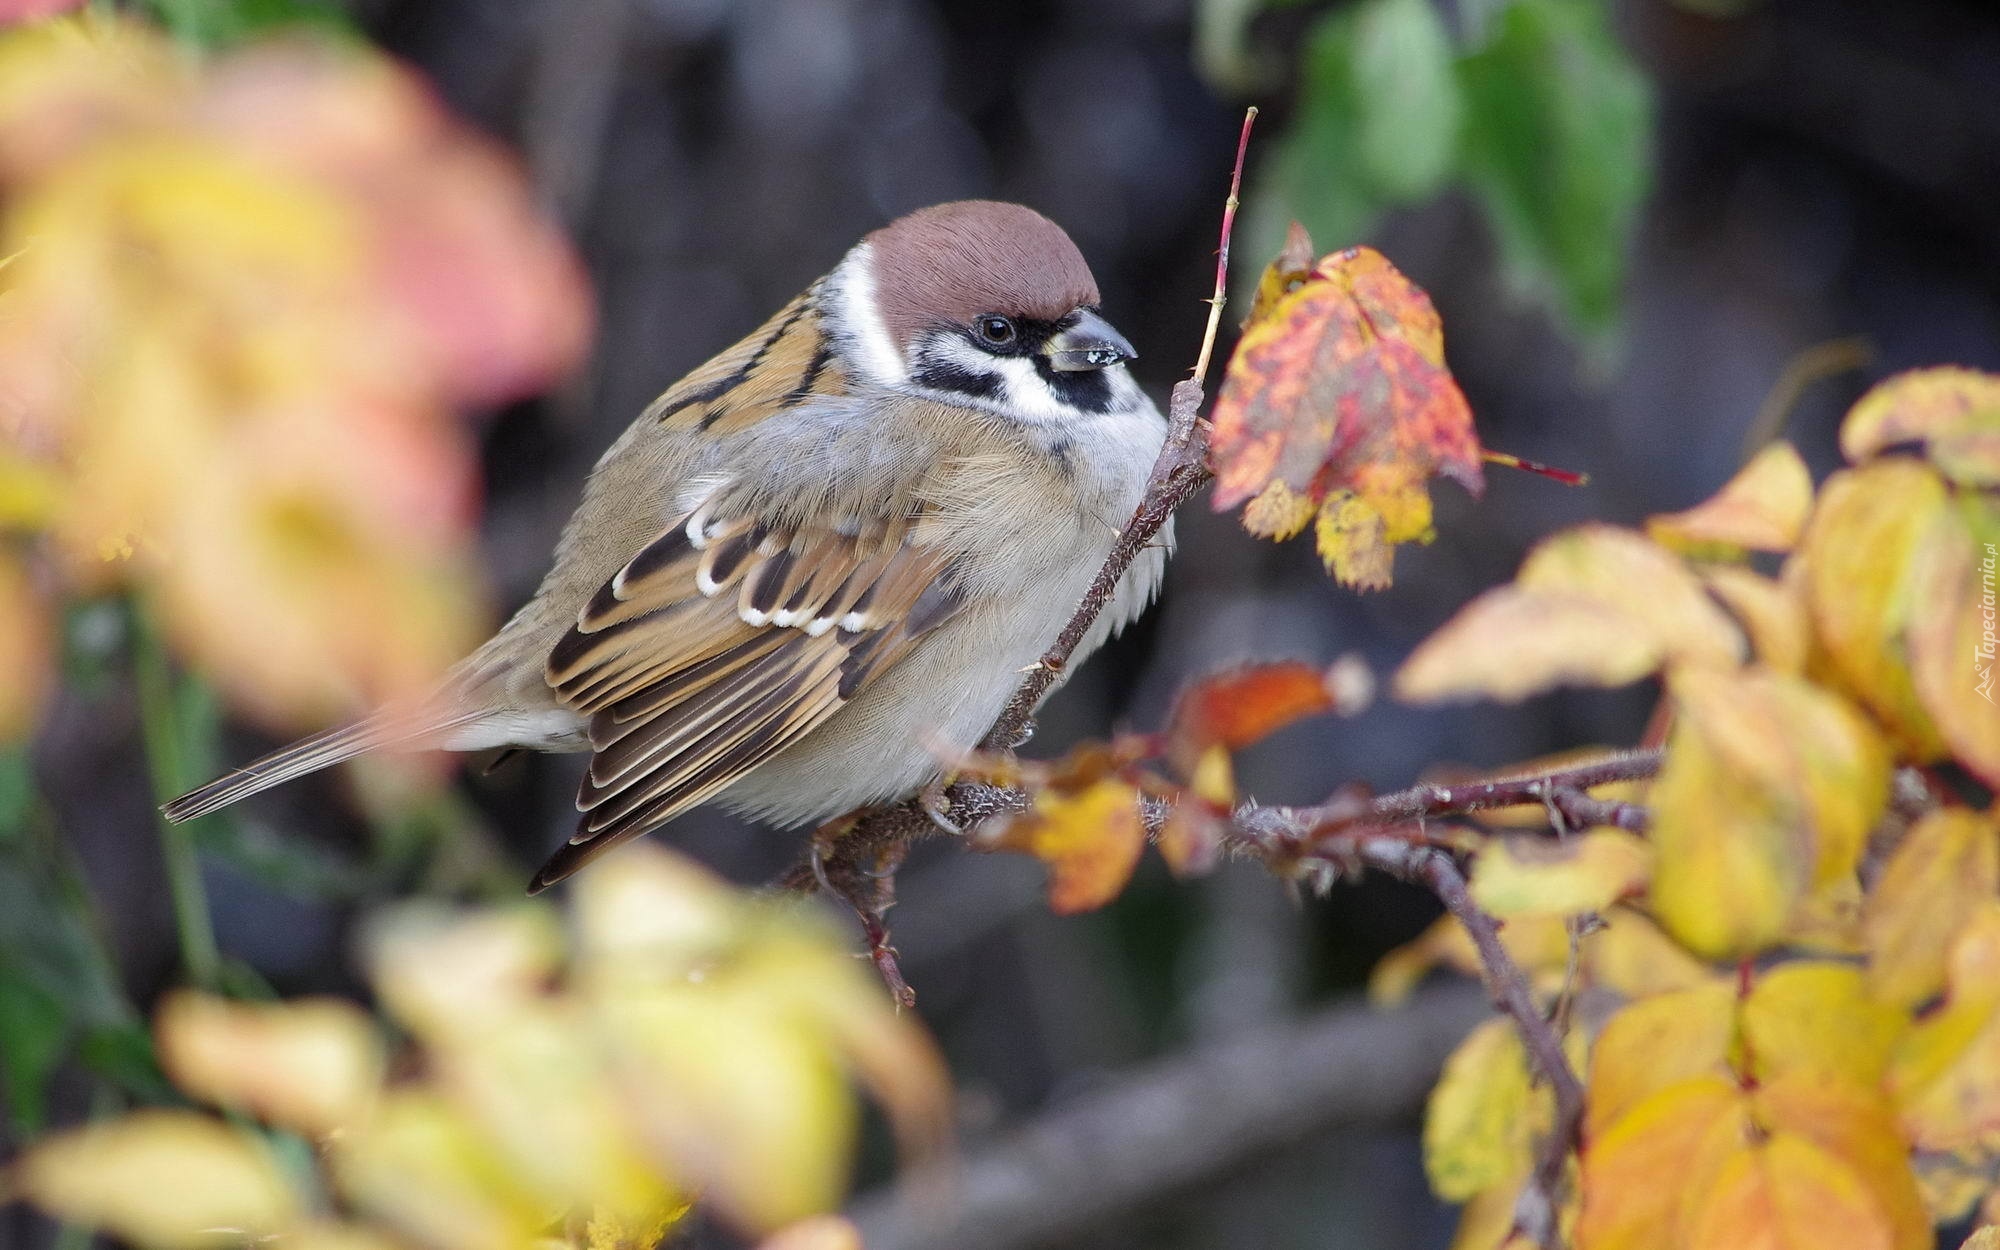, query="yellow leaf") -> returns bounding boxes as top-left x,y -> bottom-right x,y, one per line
1754,1070 -> 1933,1250
1841,366 -> 2000,487
596,981 -> 856,1235
1394,587 -> 1666,703
1907,491 -> 2000,786
1468,829 -> 1651,919
1368,913 -> 1573,1006
1516,525 -> 1746,669
1702,564 -> 1811,676
988,778 -> 1146,915
1425,1017 -> 1537,1202
1964,1227 -> 2000,1250
1647,441 -> 1815,555
1866,806 -> 2000,1009
1799,460 -> 1953,759
332,1090 -> 554,1250
366,903 -> 564,1038
1240,479 -> 1316,540
1585,983 -> 1735,1139
1582,907 -> 1718,1000
1314,489 -> 1395,590
15,1110 -> 298,1249
1395,525 -> 1744,704
1741,962 -> 1902,1086
1649,667 -> 1890,959
1682,1130 -> 1895,1250
1576,1075 -> 1749,1250
154,991 -> 383,1137
1889,903 -> 2000,1150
